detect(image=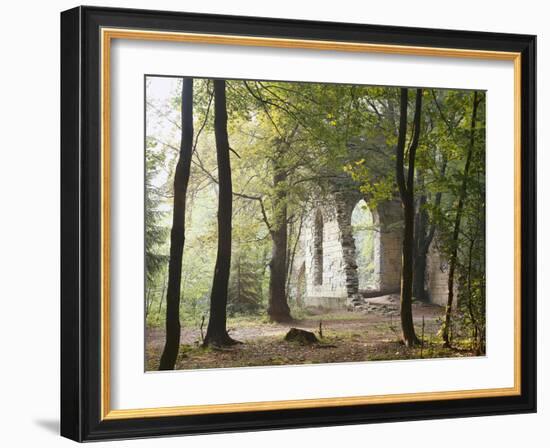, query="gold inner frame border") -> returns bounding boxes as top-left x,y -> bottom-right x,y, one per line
100,27 -> 522,421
